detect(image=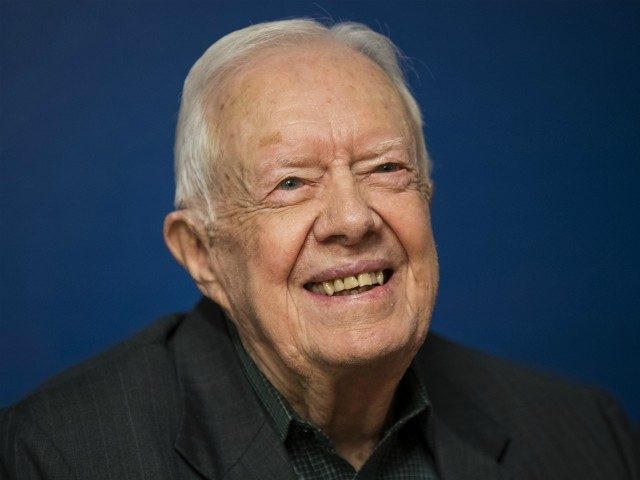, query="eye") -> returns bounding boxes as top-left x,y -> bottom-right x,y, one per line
277,177 -> 303,190
375,162 -> 402,173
